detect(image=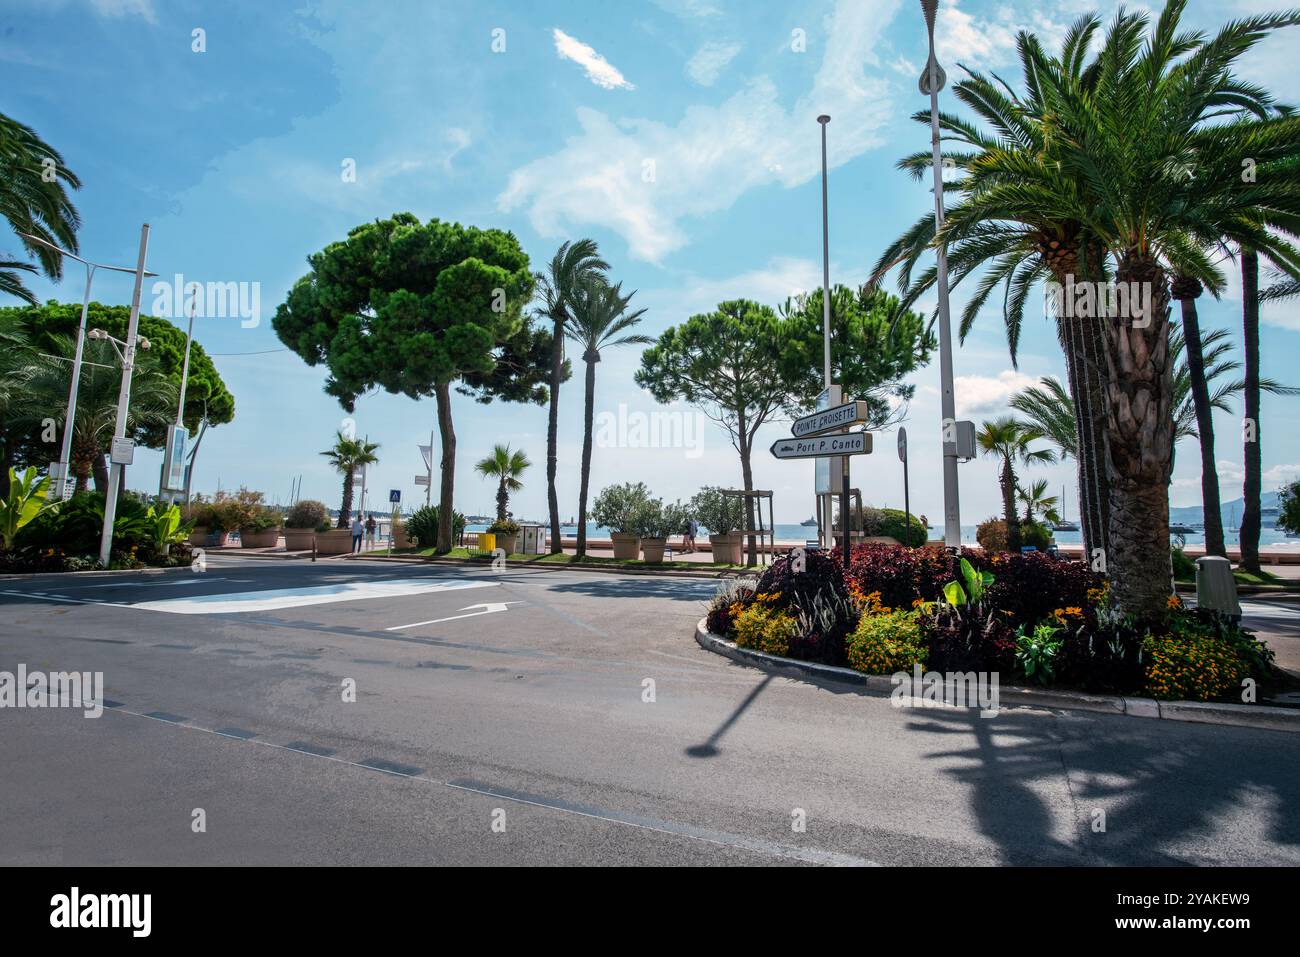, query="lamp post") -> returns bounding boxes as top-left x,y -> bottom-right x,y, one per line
919,0 -> 962,549
98,224 -> 152,567
18,232 -> 157,501
817,114 -> 832,390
